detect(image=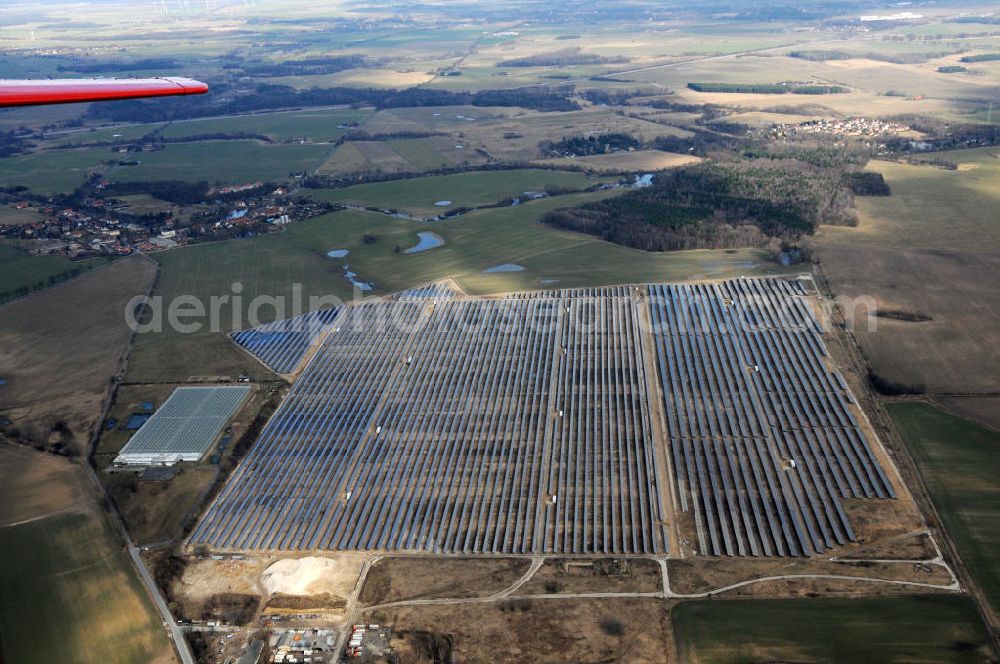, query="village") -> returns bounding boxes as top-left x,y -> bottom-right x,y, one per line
0,182 -> 332,258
